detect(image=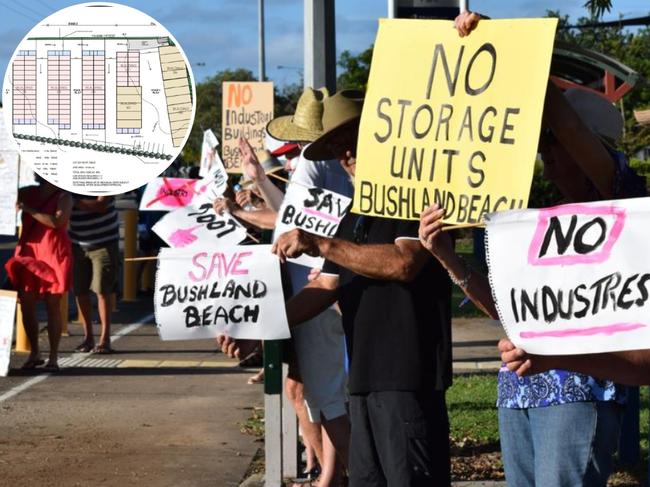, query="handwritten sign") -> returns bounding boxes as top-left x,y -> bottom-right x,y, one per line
199,129 -> 221,178
222,81 -> 274,173
0,290 -> 17,376
199,153 -> 229,201
140,177 -> 202,212
0,109 -> 18,235
274,183 -> 351,269
155,245 -> 290,340
486,197 -> 650,355
152,197 -> 247,249
352,18 -> 557,223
